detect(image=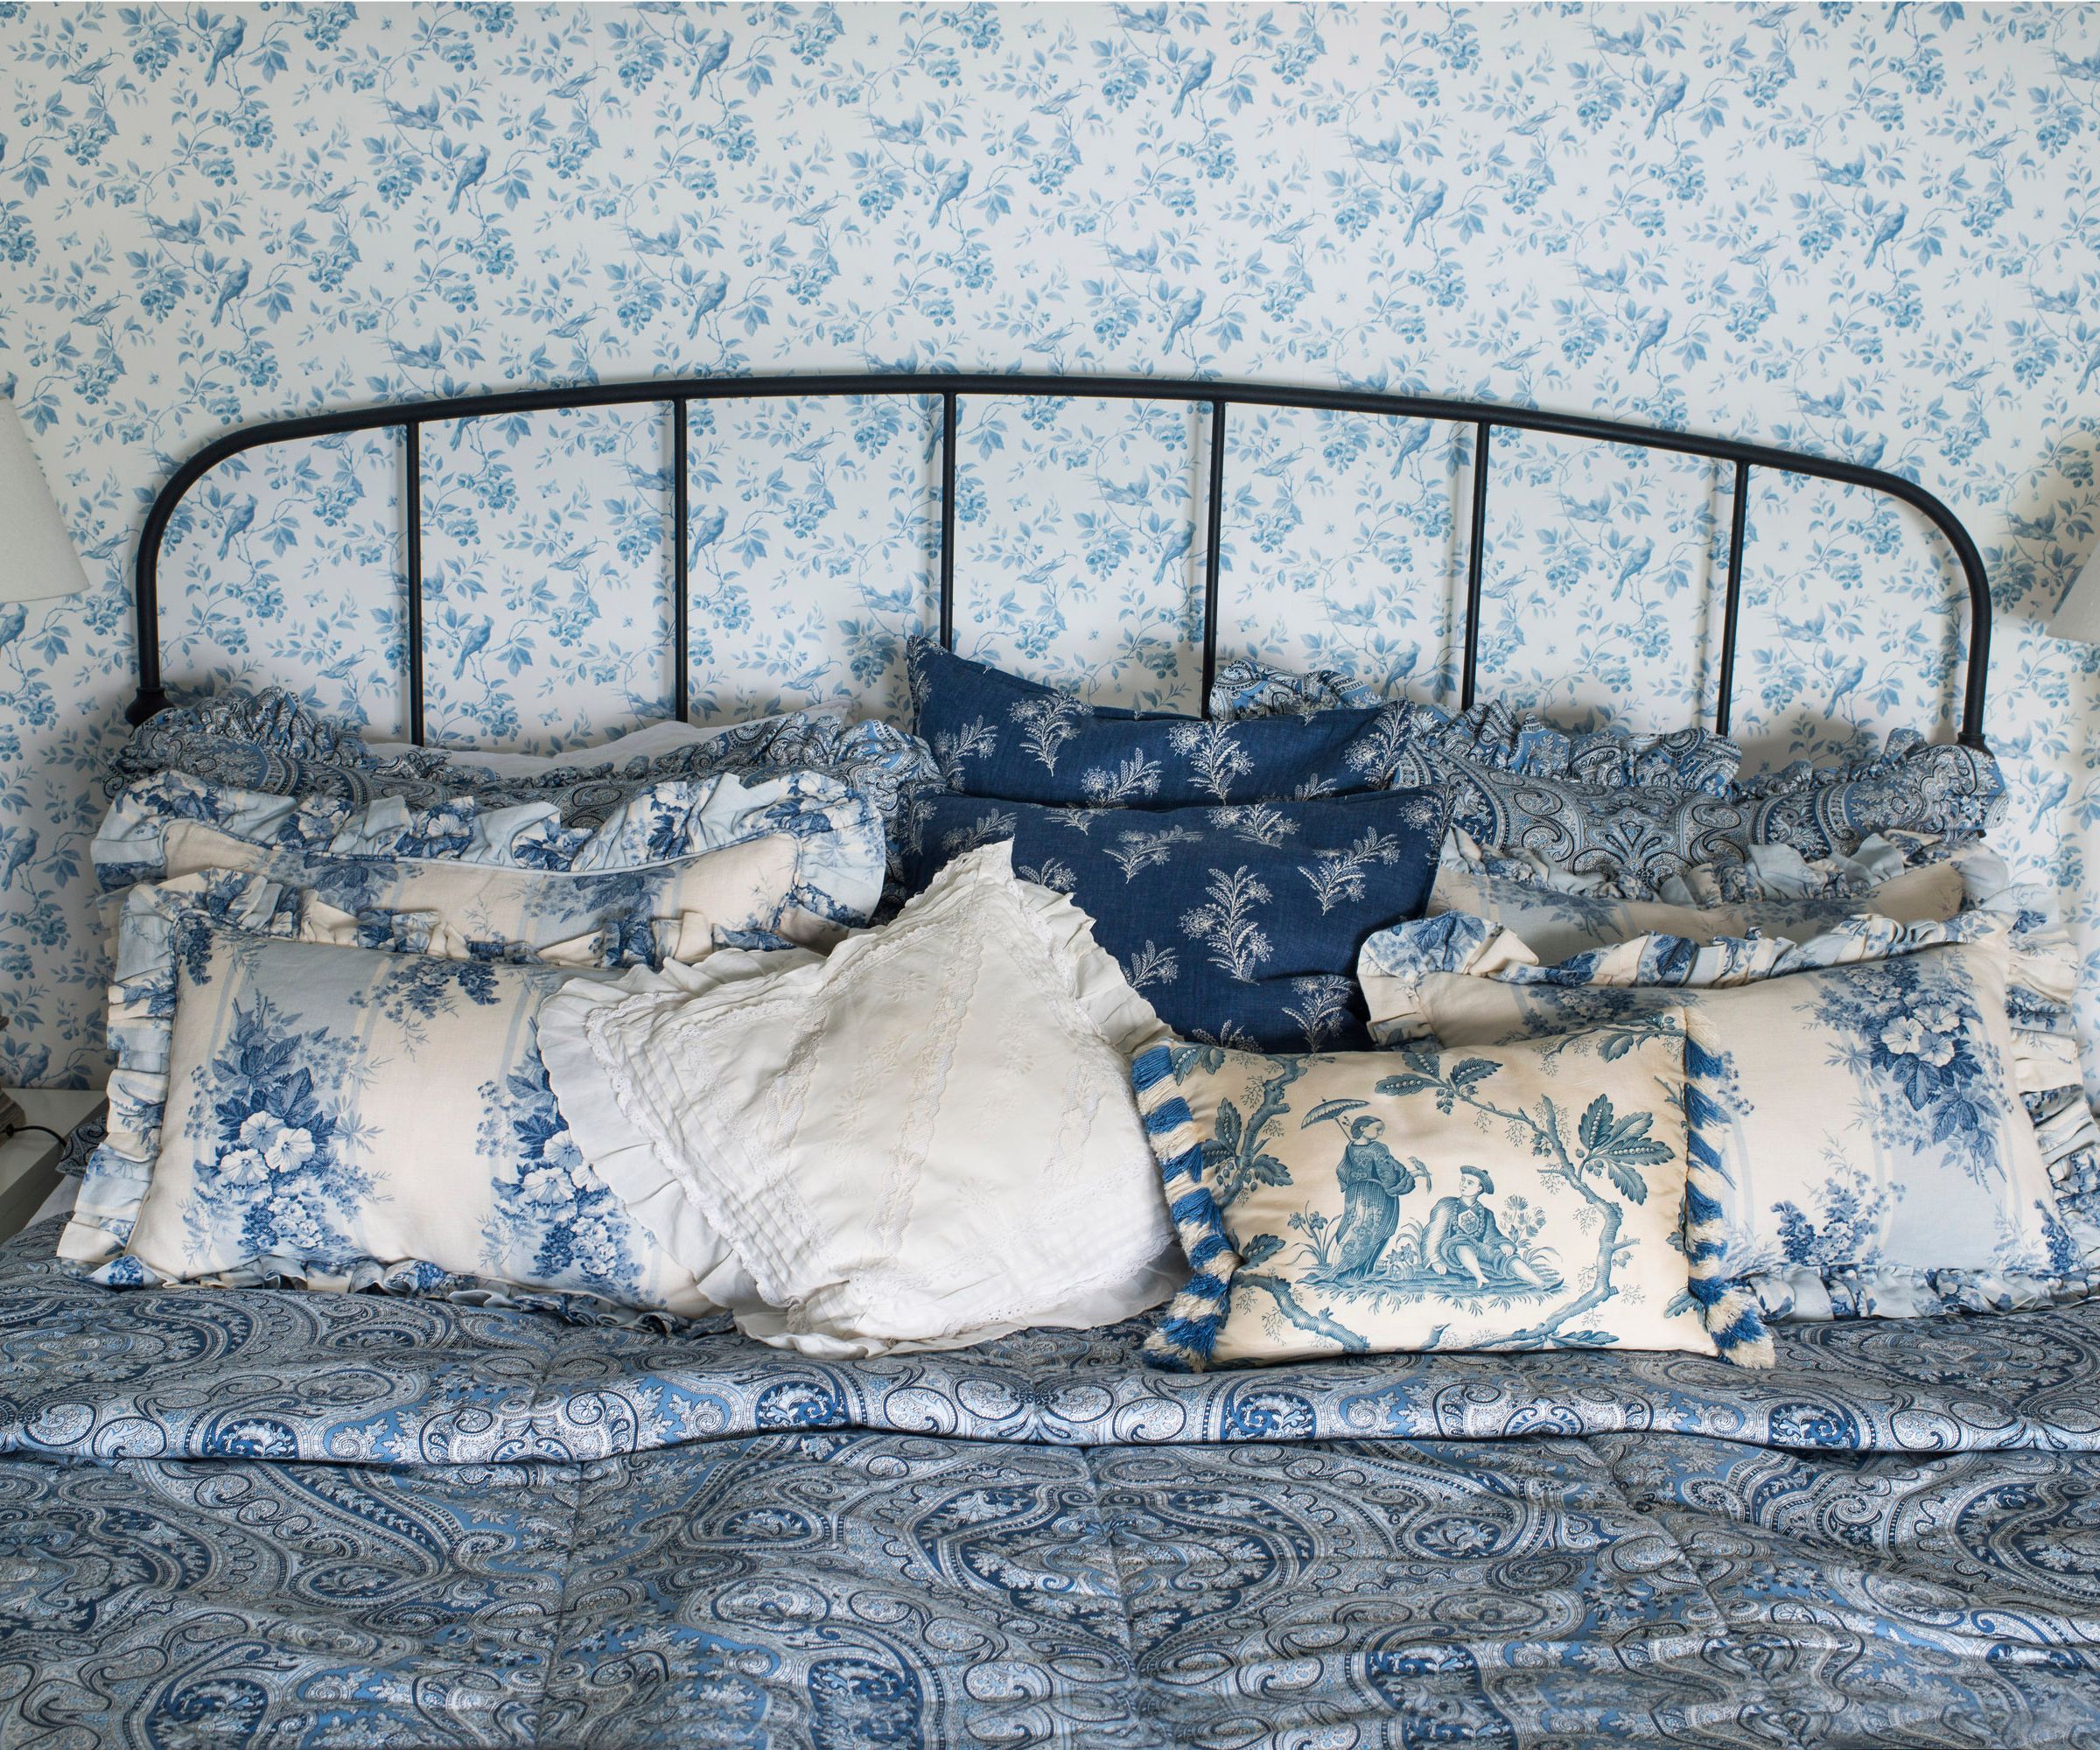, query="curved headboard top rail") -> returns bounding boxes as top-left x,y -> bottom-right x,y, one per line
128,371 -> 1993,751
